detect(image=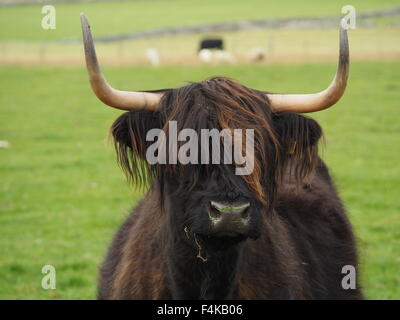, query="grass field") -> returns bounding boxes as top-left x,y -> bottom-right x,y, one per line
1,0 -> 399,301
0,61 -> 399,299
0,0 -> 399,41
